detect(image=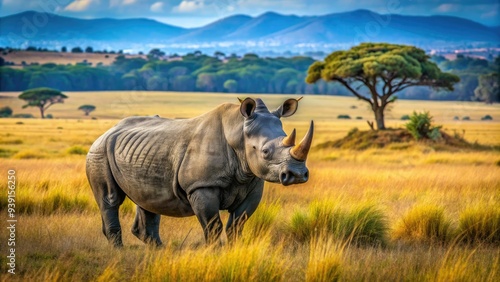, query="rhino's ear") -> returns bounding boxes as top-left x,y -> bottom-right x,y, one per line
273,97 -> 302,118
240,97 -> 256,118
